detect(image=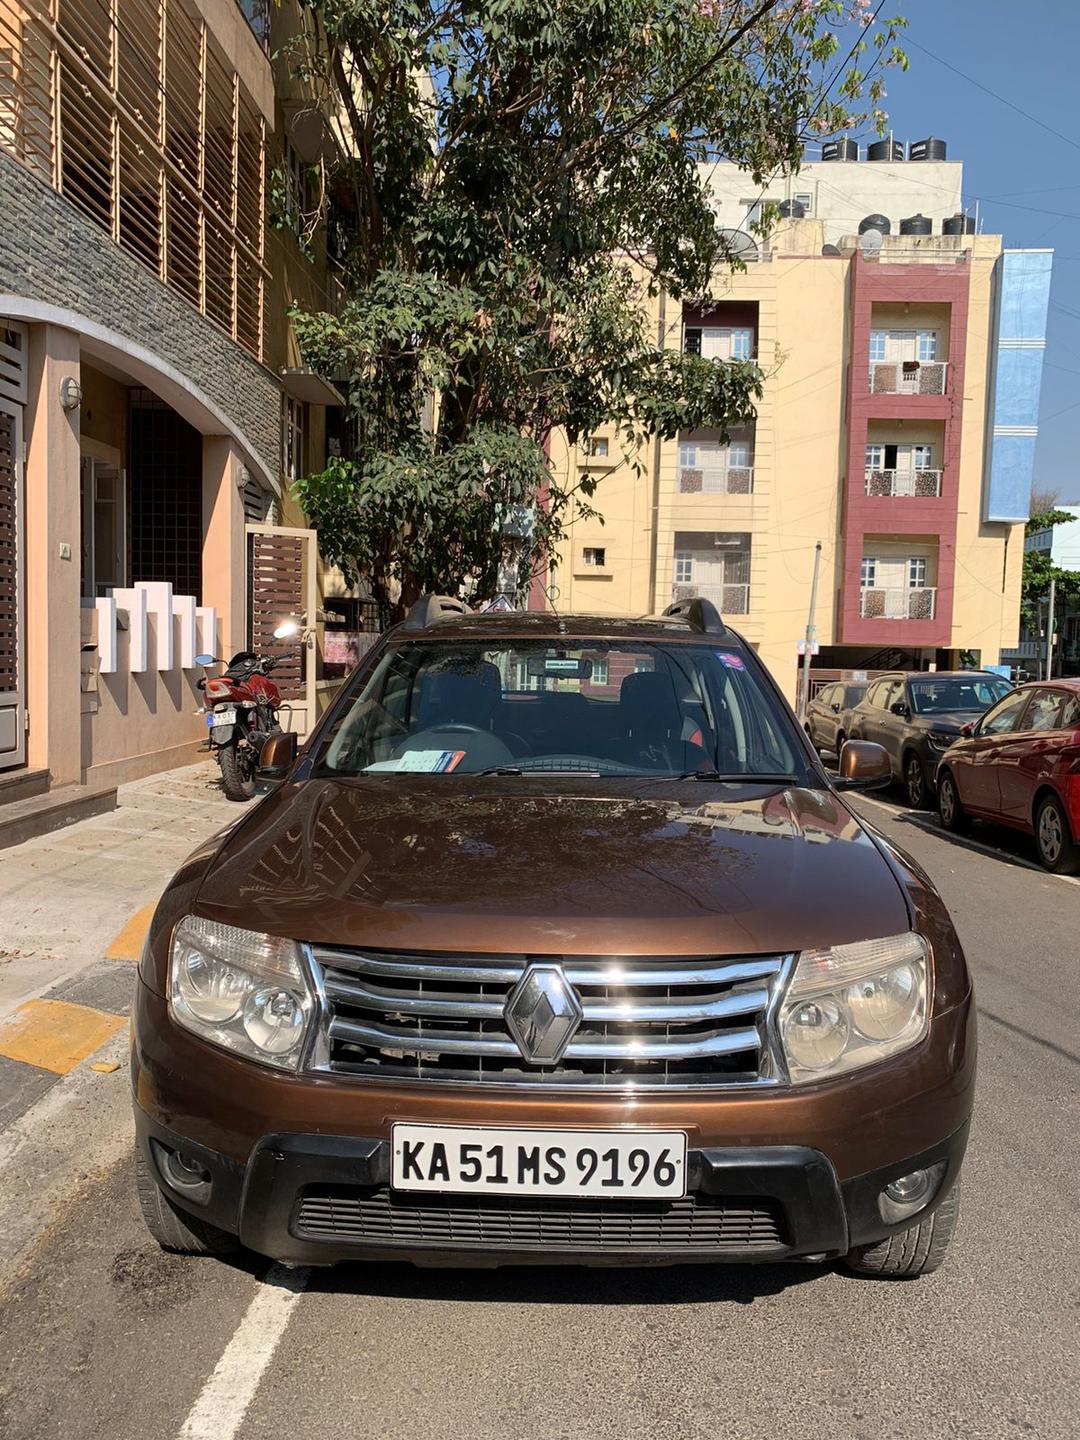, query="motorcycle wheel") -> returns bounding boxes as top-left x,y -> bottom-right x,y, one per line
219,739 -> 257,801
